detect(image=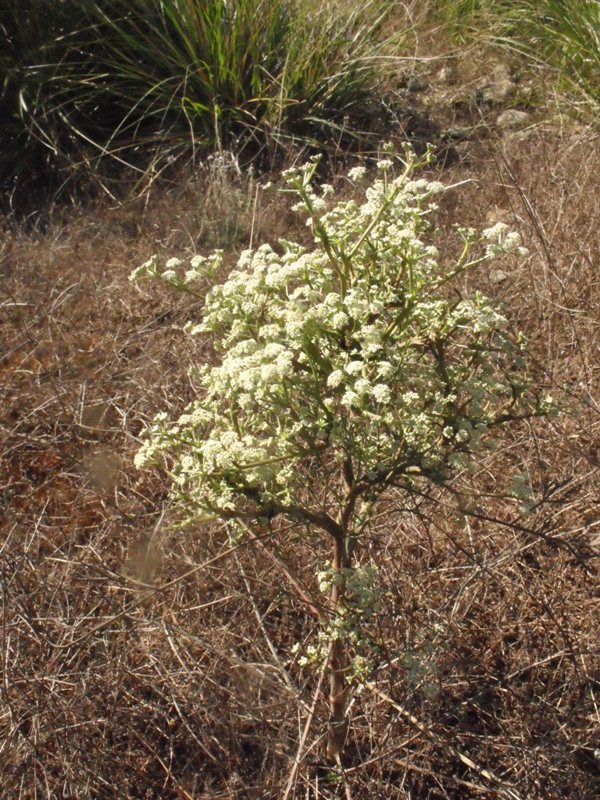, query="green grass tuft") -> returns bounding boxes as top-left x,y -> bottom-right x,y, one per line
0,0 -> 399,211
428,0 -> 600,112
